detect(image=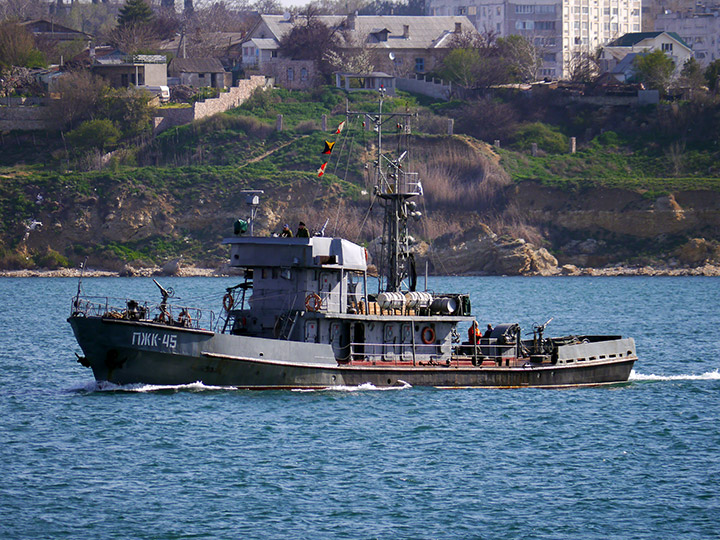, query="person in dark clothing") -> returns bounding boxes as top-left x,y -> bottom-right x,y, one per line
483,324 -> 493,338
280,224 -> 293,237
296,221 -> 310,238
